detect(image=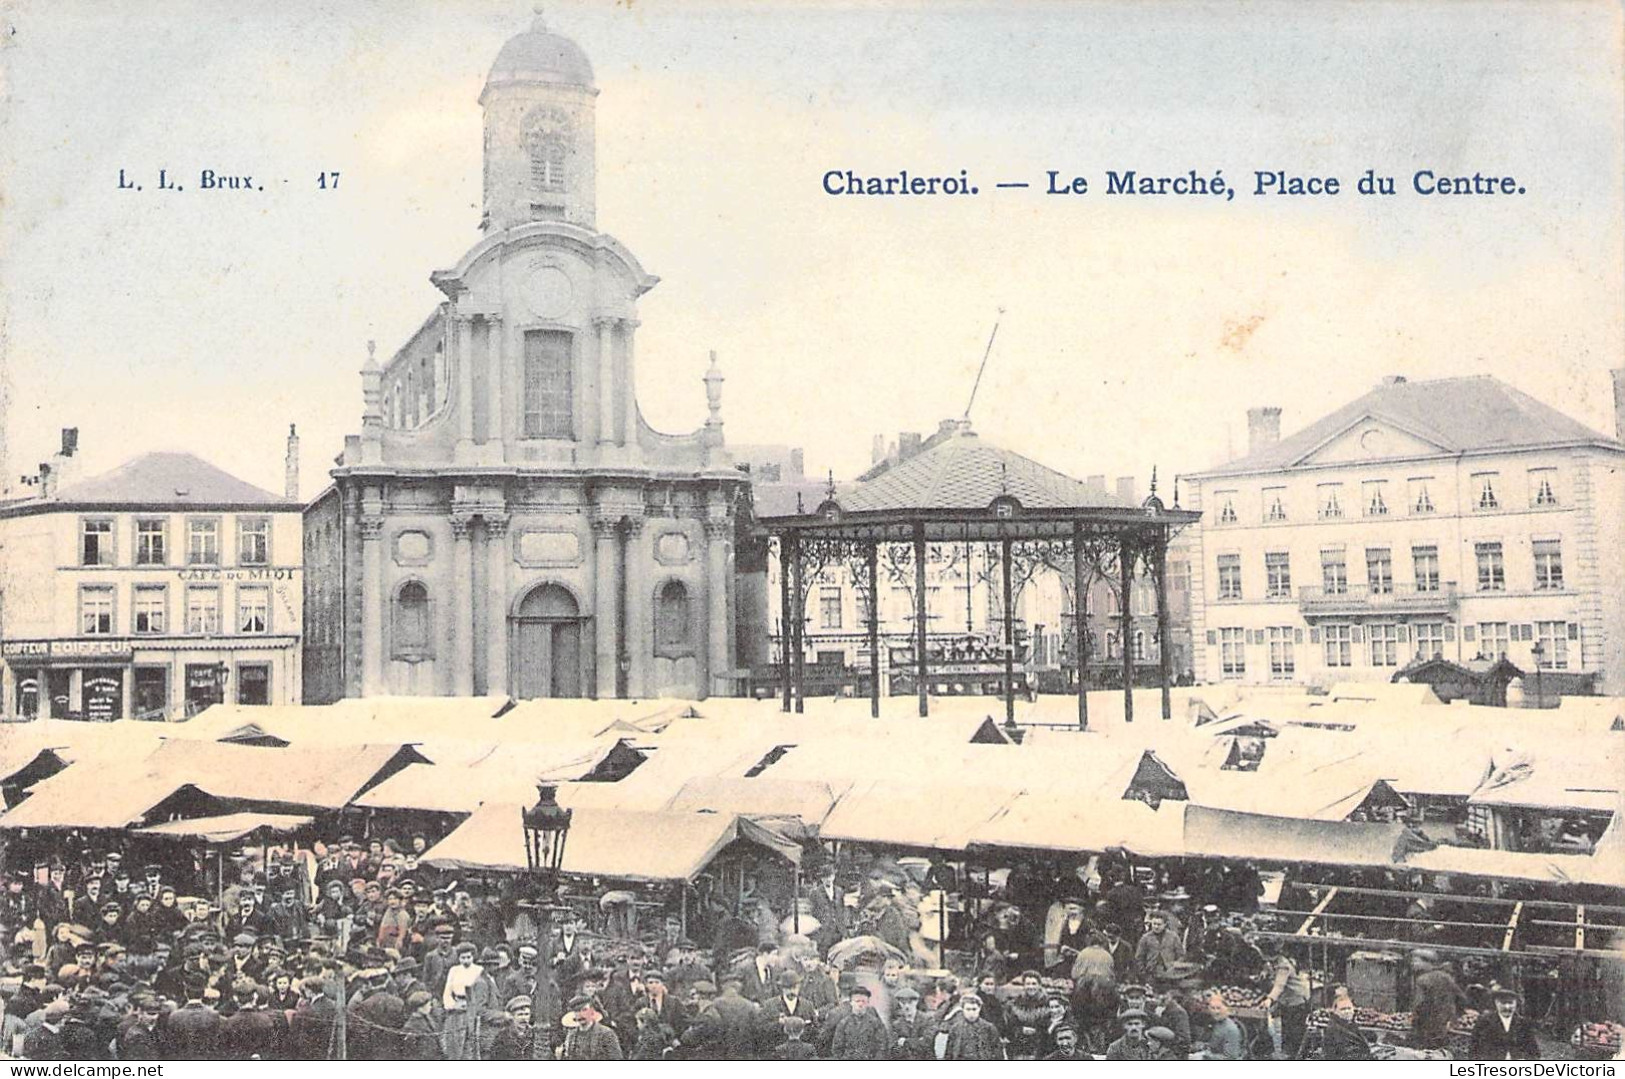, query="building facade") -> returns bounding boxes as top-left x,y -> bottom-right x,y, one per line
303,17 -> 745,703
1180,374 -> 1625,694
0,437 -> 304,719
